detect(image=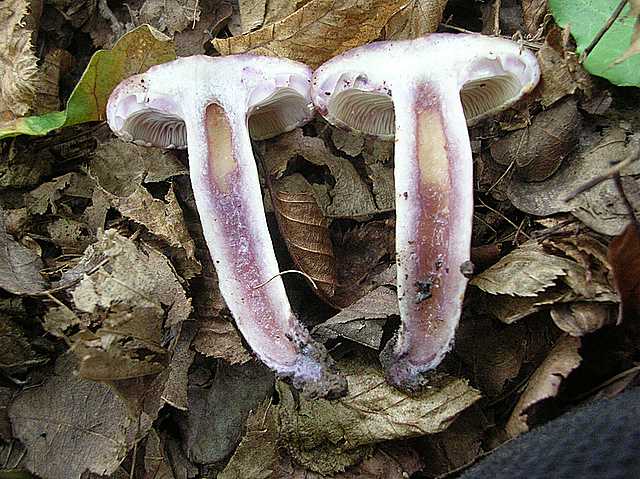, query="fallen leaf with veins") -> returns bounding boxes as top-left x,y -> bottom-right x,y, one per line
0,208 -> 47,295
213,0 -> 419,68
270,173 -> 336,298
382,0 -> 448,40
550,302 -> 614,336
9,353 -> 146,479
0,25 -> 175,139
505,335 -> 582,437
277,356 -> 480,475
508,128 -> 640,236
313,284 -> 398,349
